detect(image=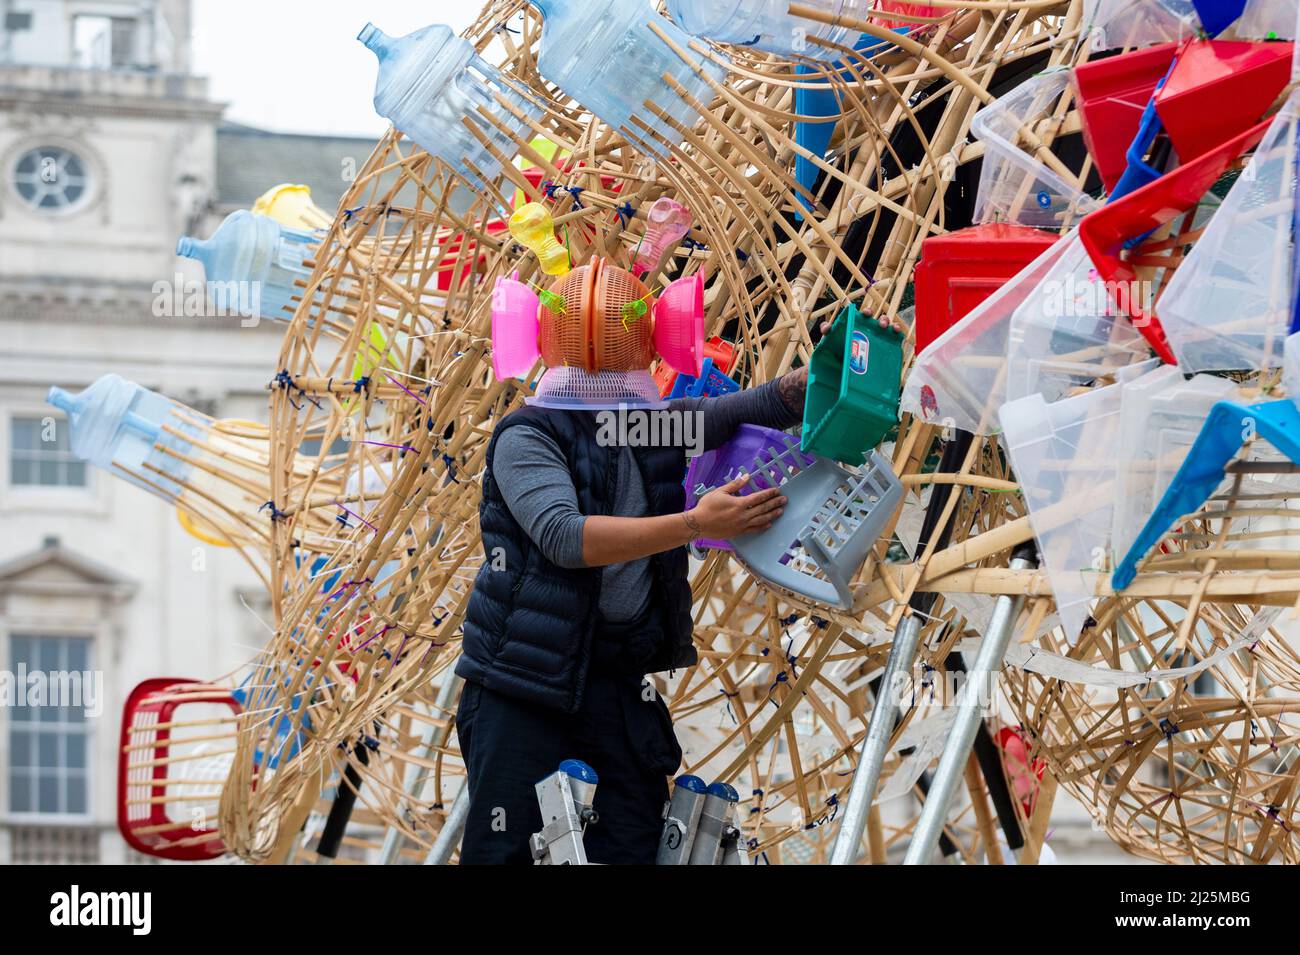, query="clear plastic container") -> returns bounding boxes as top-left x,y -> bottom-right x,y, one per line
1004,232 -> 1152,406
633,197 -> 692,276
665,0 -> 860,61
1287,332 -> 1300,409
526,367 -> 666,410
528,0 -> 728,154
1157,90 -> 1299,373
901,234 -> 1070,436
359,22 -> 540,196
971,70 -> 1100,229
1110,366 -> 1237,568
998,359 -> 1160,644
1083,0 -> 1199,50
176,210 -> 316,322
46,374 -> 198,497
